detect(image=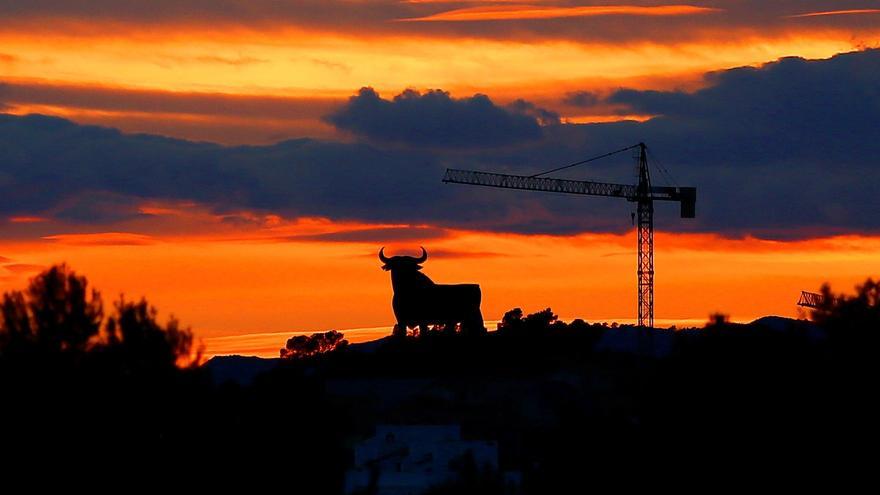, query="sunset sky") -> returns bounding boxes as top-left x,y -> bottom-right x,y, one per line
1,1 -> 879,356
